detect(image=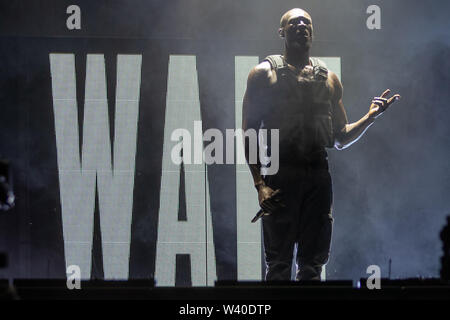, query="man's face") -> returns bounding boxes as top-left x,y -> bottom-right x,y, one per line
280,10 -> 313,50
